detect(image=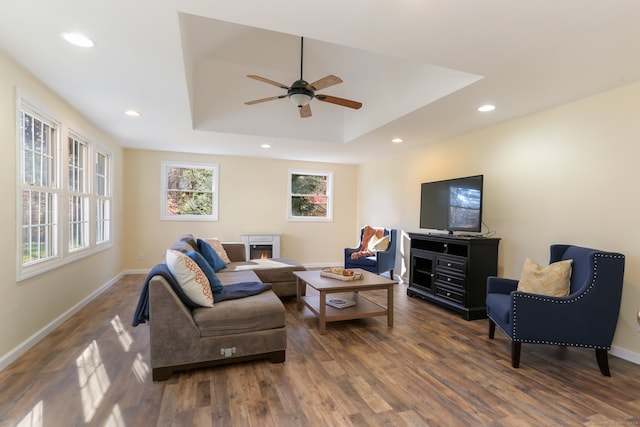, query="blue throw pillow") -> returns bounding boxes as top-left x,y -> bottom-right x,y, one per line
197,238 -> 226,272
186,251 -> 225,294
